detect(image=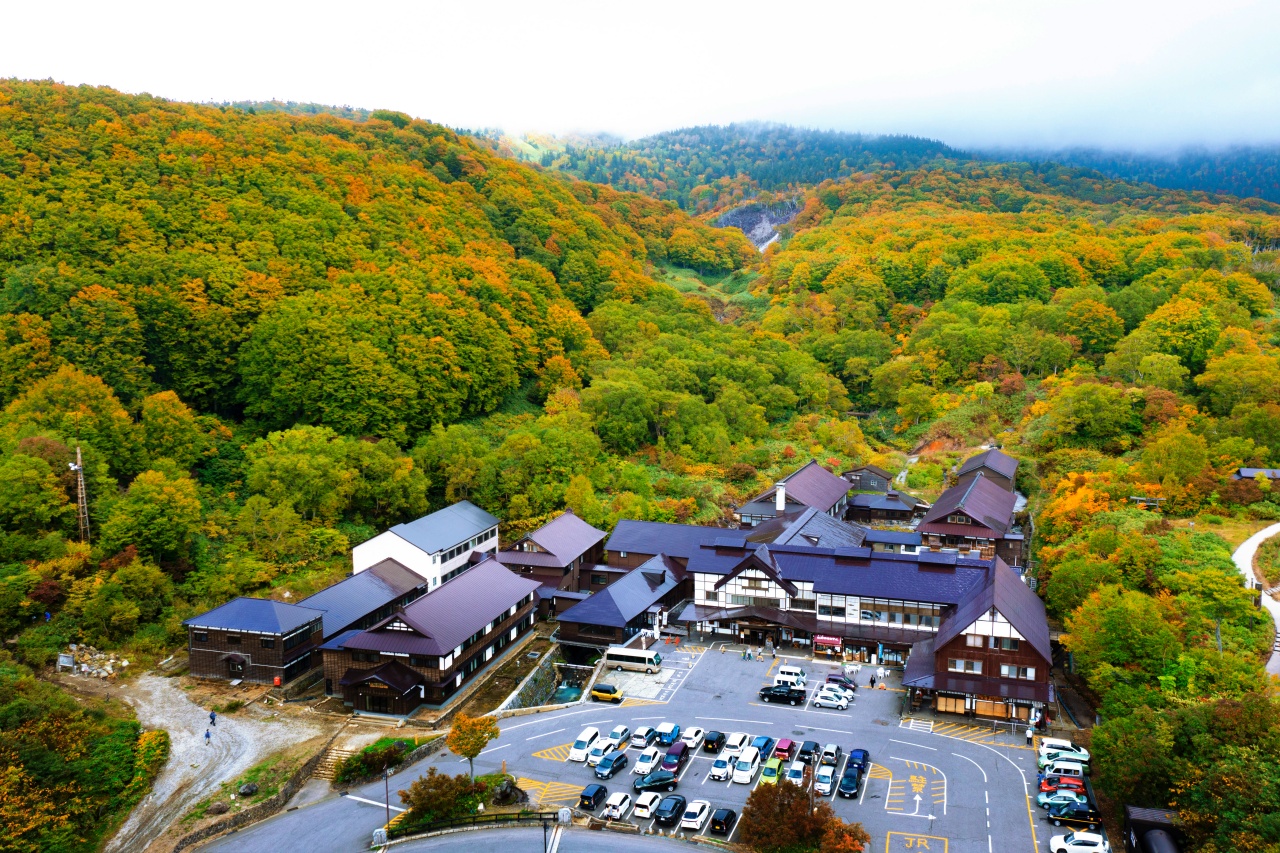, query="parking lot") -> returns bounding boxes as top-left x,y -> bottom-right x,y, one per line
201,642 -> 1056,853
